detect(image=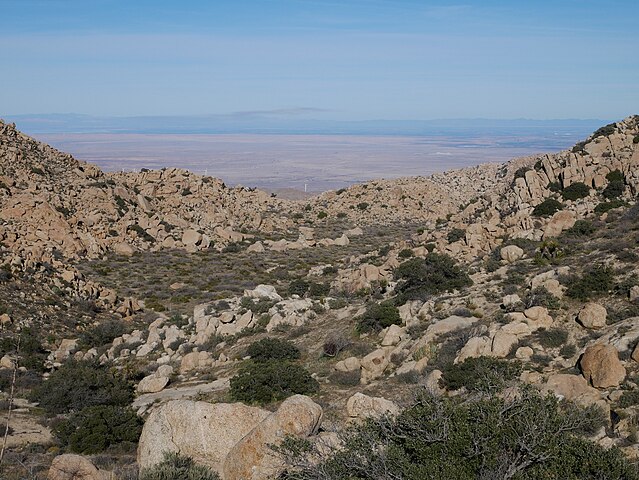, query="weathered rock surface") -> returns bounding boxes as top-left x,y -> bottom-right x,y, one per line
48,454 -> 109,480
222,395 -> 323,480
137,400 -> 271,473
346,392 -> 400,420
580,344 -> 626,388
578,303 -> 607,329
